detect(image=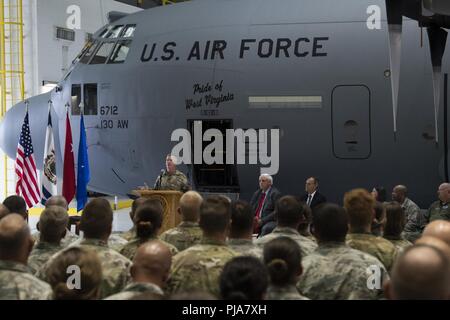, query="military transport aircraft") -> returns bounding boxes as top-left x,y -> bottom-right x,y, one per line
1,0 -> 450,206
